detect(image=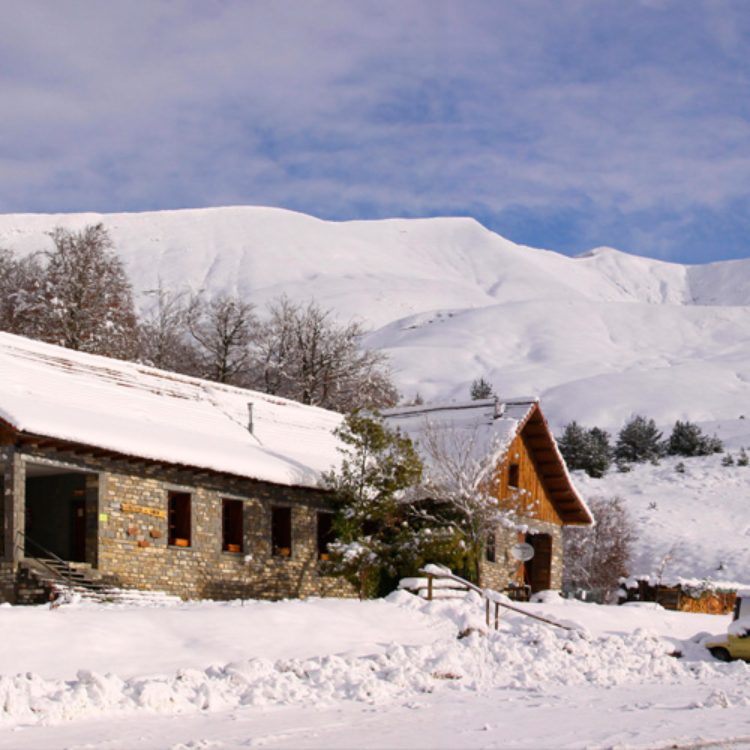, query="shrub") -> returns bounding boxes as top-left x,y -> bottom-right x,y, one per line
563,496 -> 635,603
